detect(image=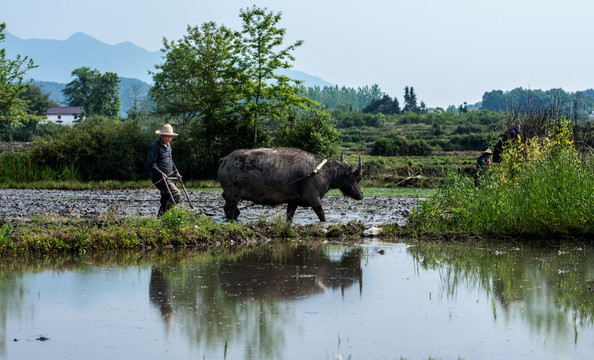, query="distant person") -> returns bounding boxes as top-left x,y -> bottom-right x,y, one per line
148,124 -> 182,216
474,149 -> 492,185
493,125 -> 521,163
